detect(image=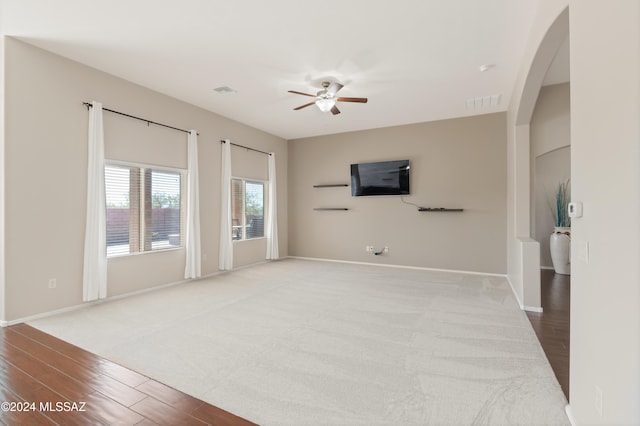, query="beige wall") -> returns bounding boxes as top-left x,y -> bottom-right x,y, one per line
288,113 -> 507,274
2,38 -> 287,322
531,83 -> 571,159
530,83 -> 571,267
569,0 -> 640,423
534,146 -> 570,267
